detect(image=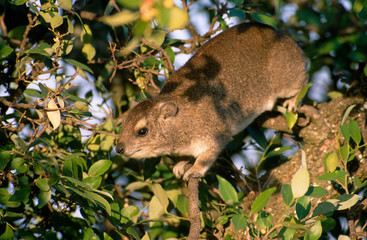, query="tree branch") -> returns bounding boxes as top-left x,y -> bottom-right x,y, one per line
187,177 -> 201,240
